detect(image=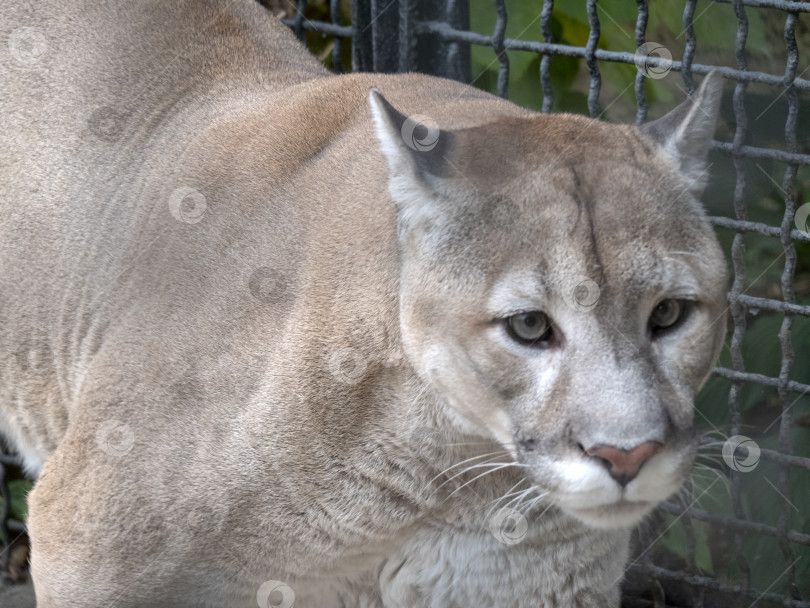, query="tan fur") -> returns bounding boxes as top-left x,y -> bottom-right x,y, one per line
0,1 -> 727,606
